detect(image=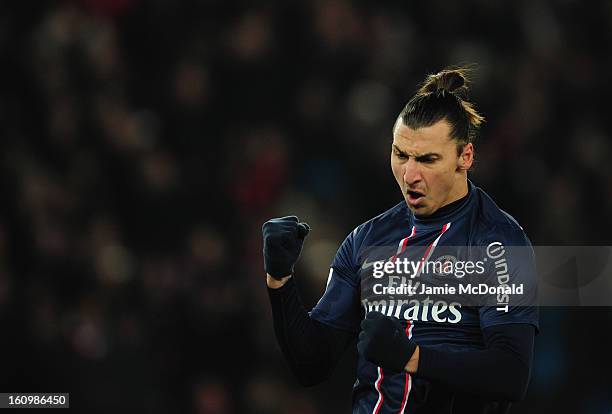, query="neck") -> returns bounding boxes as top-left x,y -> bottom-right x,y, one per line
441,177 -> 468,209
414,179 -> 471,220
